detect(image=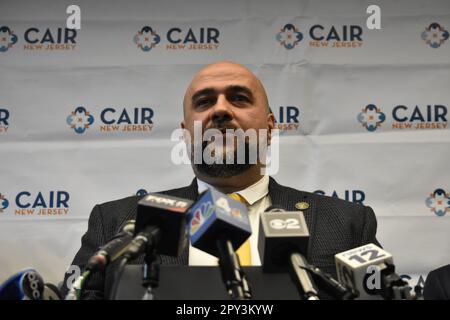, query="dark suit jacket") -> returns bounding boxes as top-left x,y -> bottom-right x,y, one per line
61,177 -> 380,299
424,264 -> 450,300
